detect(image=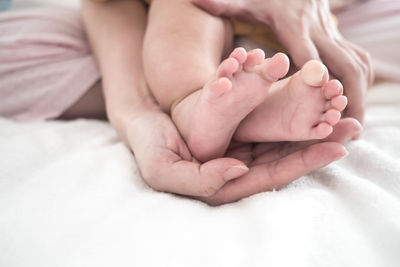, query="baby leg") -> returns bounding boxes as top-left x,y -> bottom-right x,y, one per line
143,0 -> 289,162
144,0 -> 233,111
